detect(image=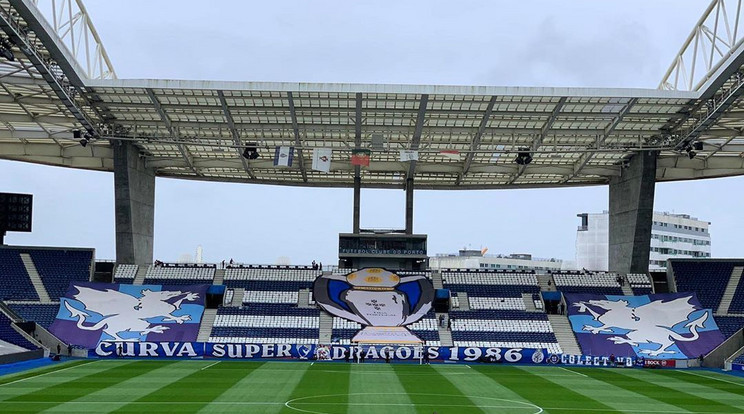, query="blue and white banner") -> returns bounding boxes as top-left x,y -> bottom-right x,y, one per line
544,353 -> 634,367
274,146 -> 294,167
90,342 -> 548,364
